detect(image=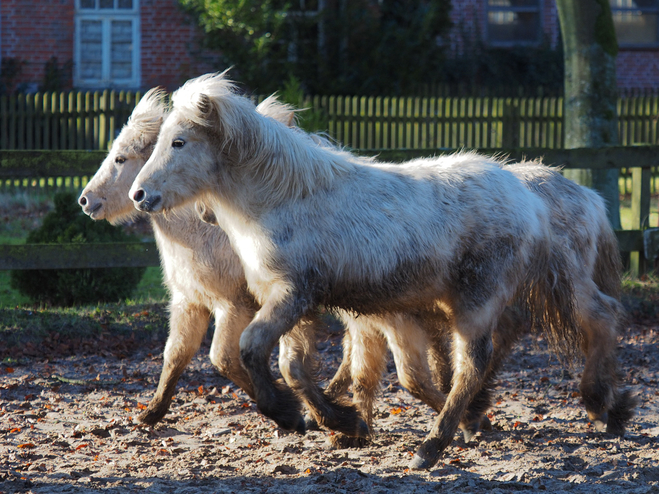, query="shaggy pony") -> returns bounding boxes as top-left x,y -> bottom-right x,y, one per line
128,72 -> 603,469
